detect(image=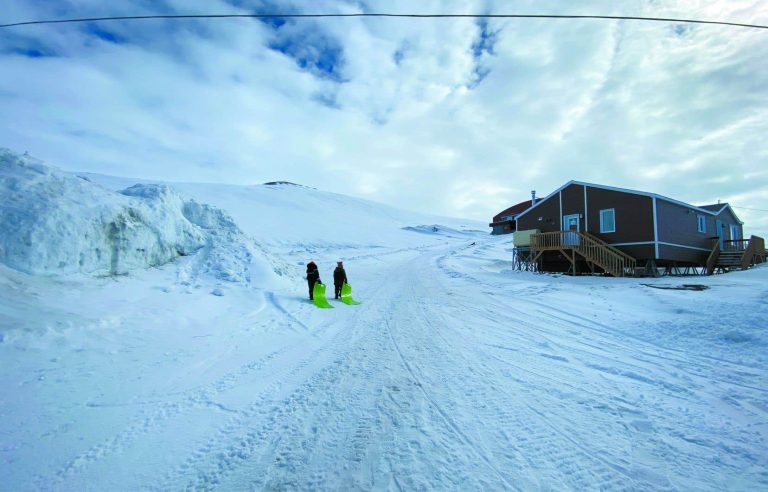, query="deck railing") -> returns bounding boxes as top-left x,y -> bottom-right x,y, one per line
530,231 -> 637,277
707,235 -> 765,274
723,239 -> 750,252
